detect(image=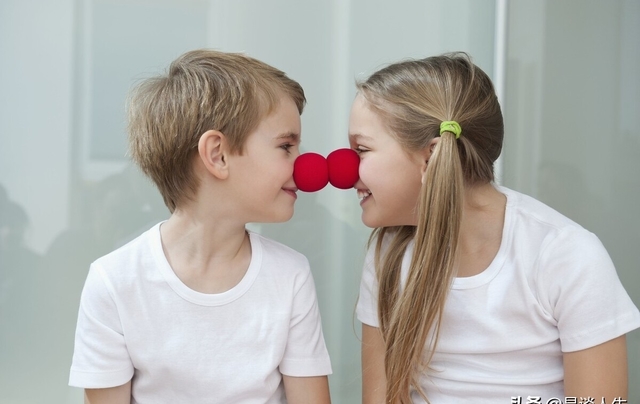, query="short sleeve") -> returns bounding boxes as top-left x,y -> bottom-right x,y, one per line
537,228 -> 640,352
356,241 -> 380,327
279,260 -> 332,377
69,263 -> 134,388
